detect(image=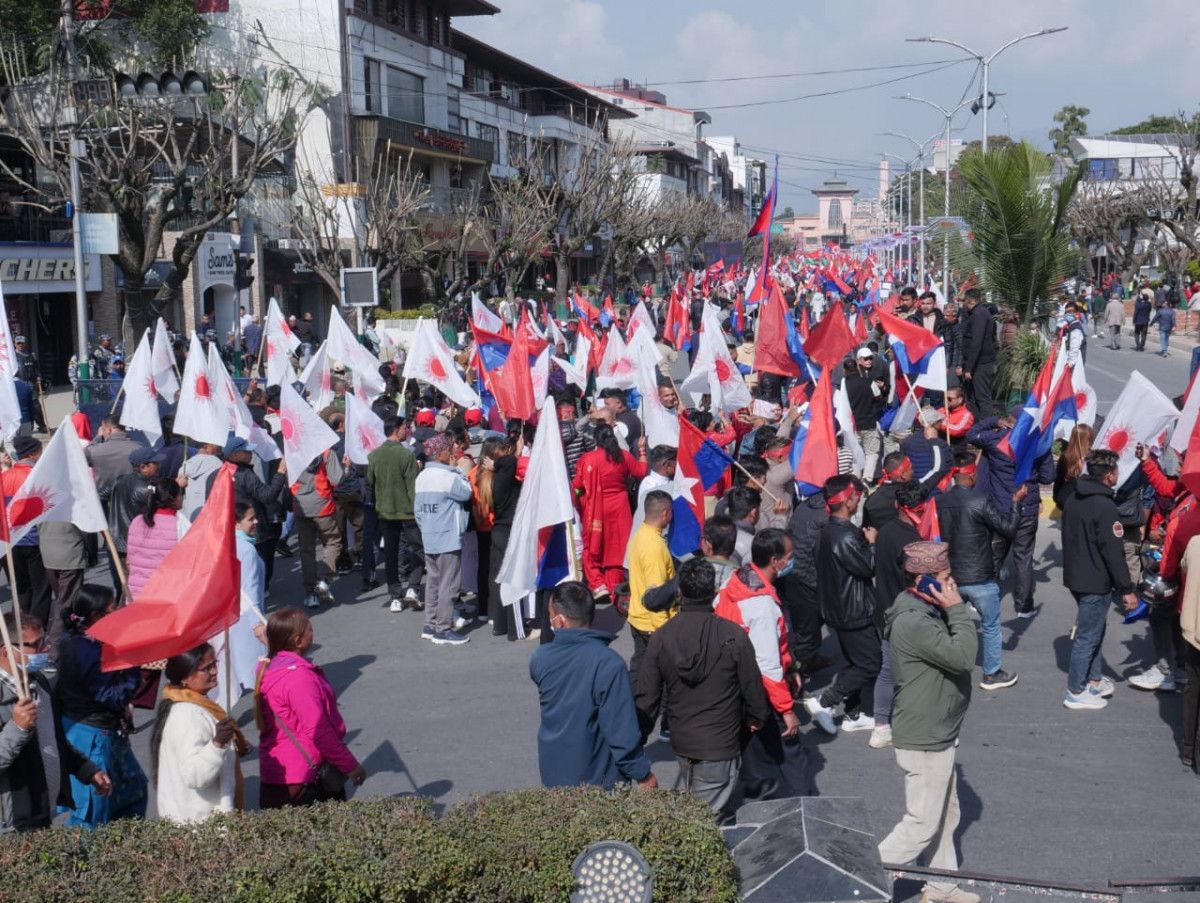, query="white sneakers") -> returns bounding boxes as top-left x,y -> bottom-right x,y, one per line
1129,665 -> 1169,691
869,724 -> 893,749
840,711 -> 874,732
802,696 -> 838,735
